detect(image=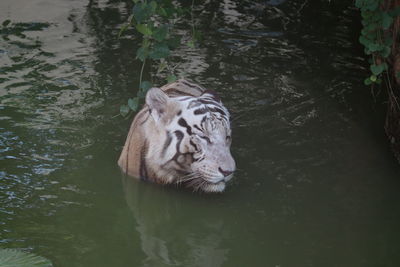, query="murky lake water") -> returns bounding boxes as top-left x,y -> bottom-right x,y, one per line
1,0 -> 400,266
